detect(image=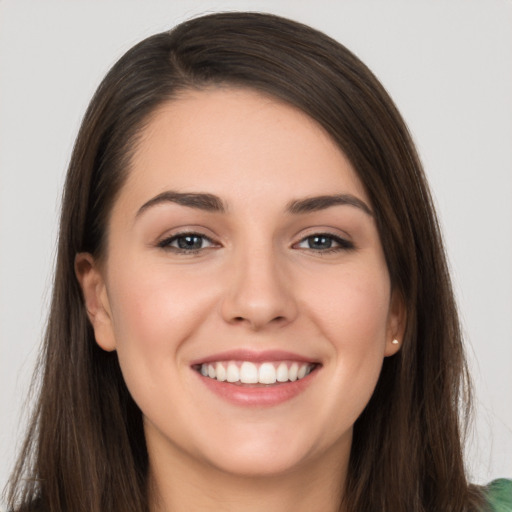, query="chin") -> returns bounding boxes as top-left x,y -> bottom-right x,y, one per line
194,426 -> 323,478
205,447 -> 307,478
